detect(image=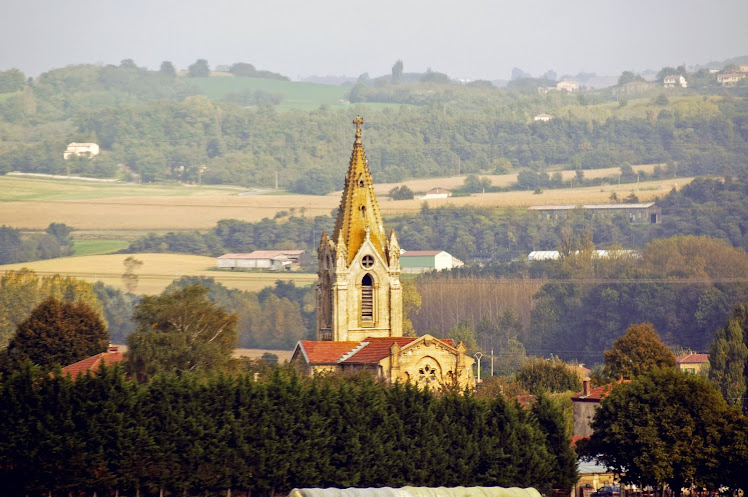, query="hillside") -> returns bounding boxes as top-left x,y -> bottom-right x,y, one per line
0,63 -> 745,195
